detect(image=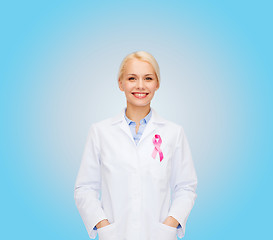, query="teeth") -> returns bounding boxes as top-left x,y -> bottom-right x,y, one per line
134,93 -> 147,97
